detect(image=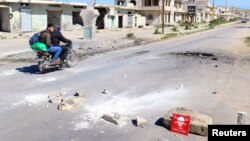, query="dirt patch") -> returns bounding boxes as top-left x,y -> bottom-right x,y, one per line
160,51 -> 237,65
170,52 -> 215,58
